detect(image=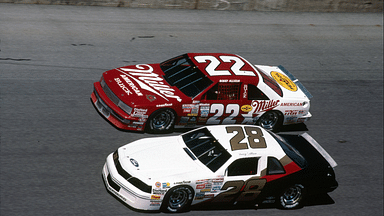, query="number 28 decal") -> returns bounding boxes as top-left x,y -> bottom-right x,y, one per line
226,126 -> 267,151
194,55 -> 256,77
